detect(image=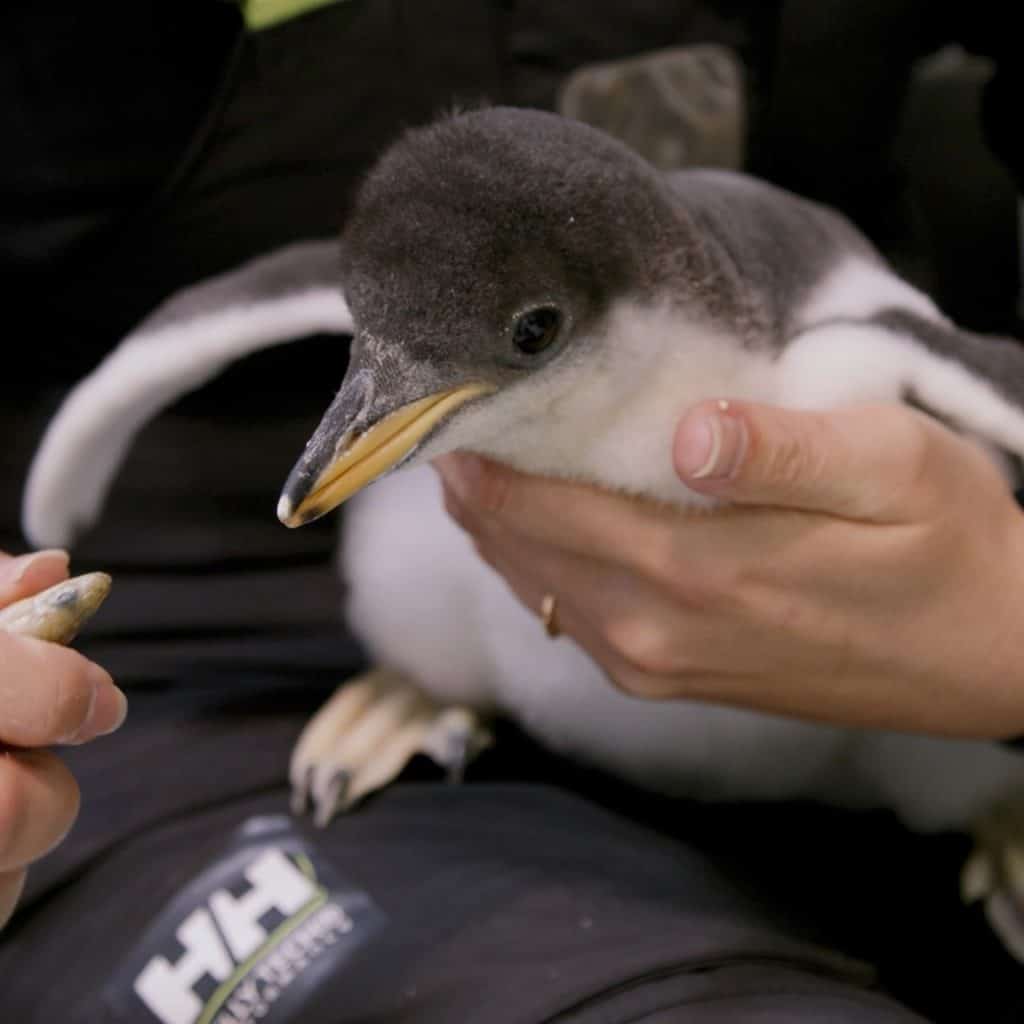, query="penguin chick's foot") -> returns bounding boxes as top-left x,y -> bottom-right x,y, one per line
289,668 -> 493,827
962,797 -> 1024,963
